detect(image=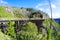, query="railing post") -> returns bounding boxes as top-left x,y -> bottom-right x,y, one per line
14,21 -> 19,40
